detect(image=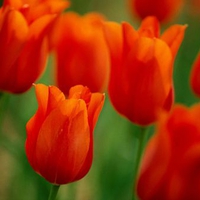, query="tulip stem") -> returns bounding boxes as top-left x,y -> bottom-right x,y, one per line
133,126 -> 148,200
48,185 -> 60,200
0,92 -> 9,123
